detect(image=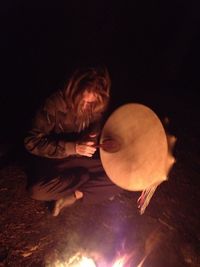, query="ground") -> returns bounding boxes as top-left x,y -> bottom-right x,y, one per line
0,92 -> 200,267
